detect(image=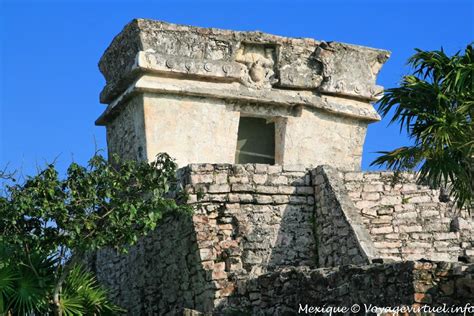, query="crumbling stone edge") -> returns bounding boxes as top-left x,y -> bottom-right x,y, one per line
312,165 -> 380,265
